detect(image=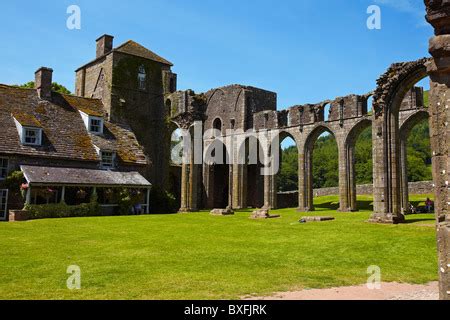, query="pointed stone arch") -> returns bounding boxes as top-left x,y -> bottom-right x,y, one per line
370,58 -> 431,223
